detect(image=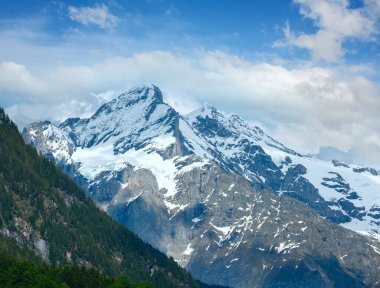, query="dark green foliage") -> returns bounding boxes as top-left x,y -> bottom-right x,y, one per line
0,108 -> 201,288
0,252 -> 153,288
